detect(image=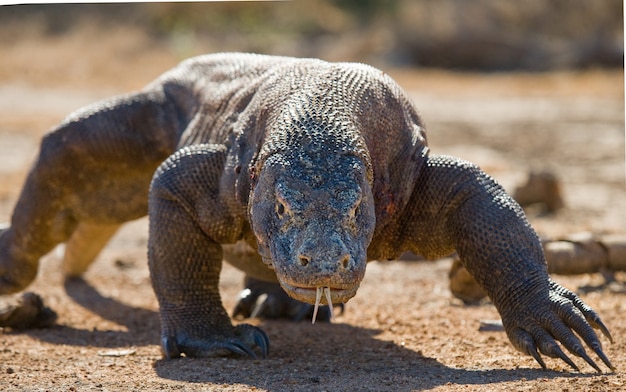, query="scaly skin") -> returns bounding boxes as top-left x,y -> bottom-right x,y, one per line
0,53 -> 613,370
